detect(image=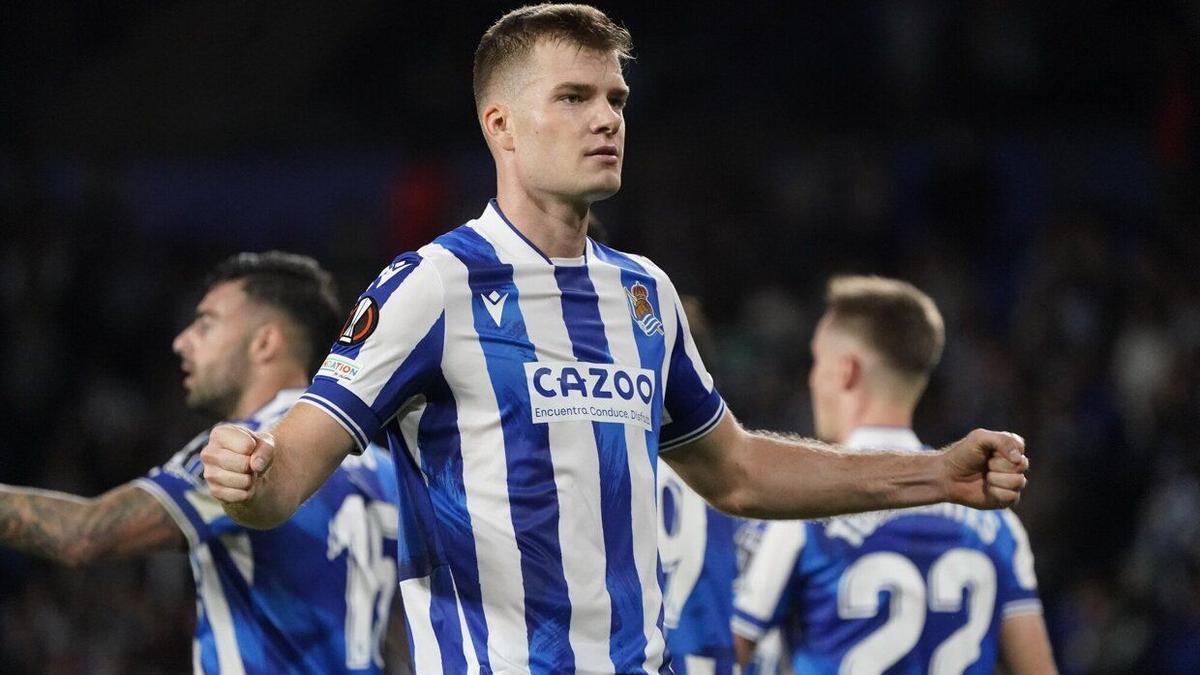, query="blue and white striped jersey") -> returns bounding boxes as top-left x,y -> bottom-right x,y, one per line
302,200 -> 726,674
135,389 -> 401,675
657,461 -> 749,675
732,427 -> 1043,675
